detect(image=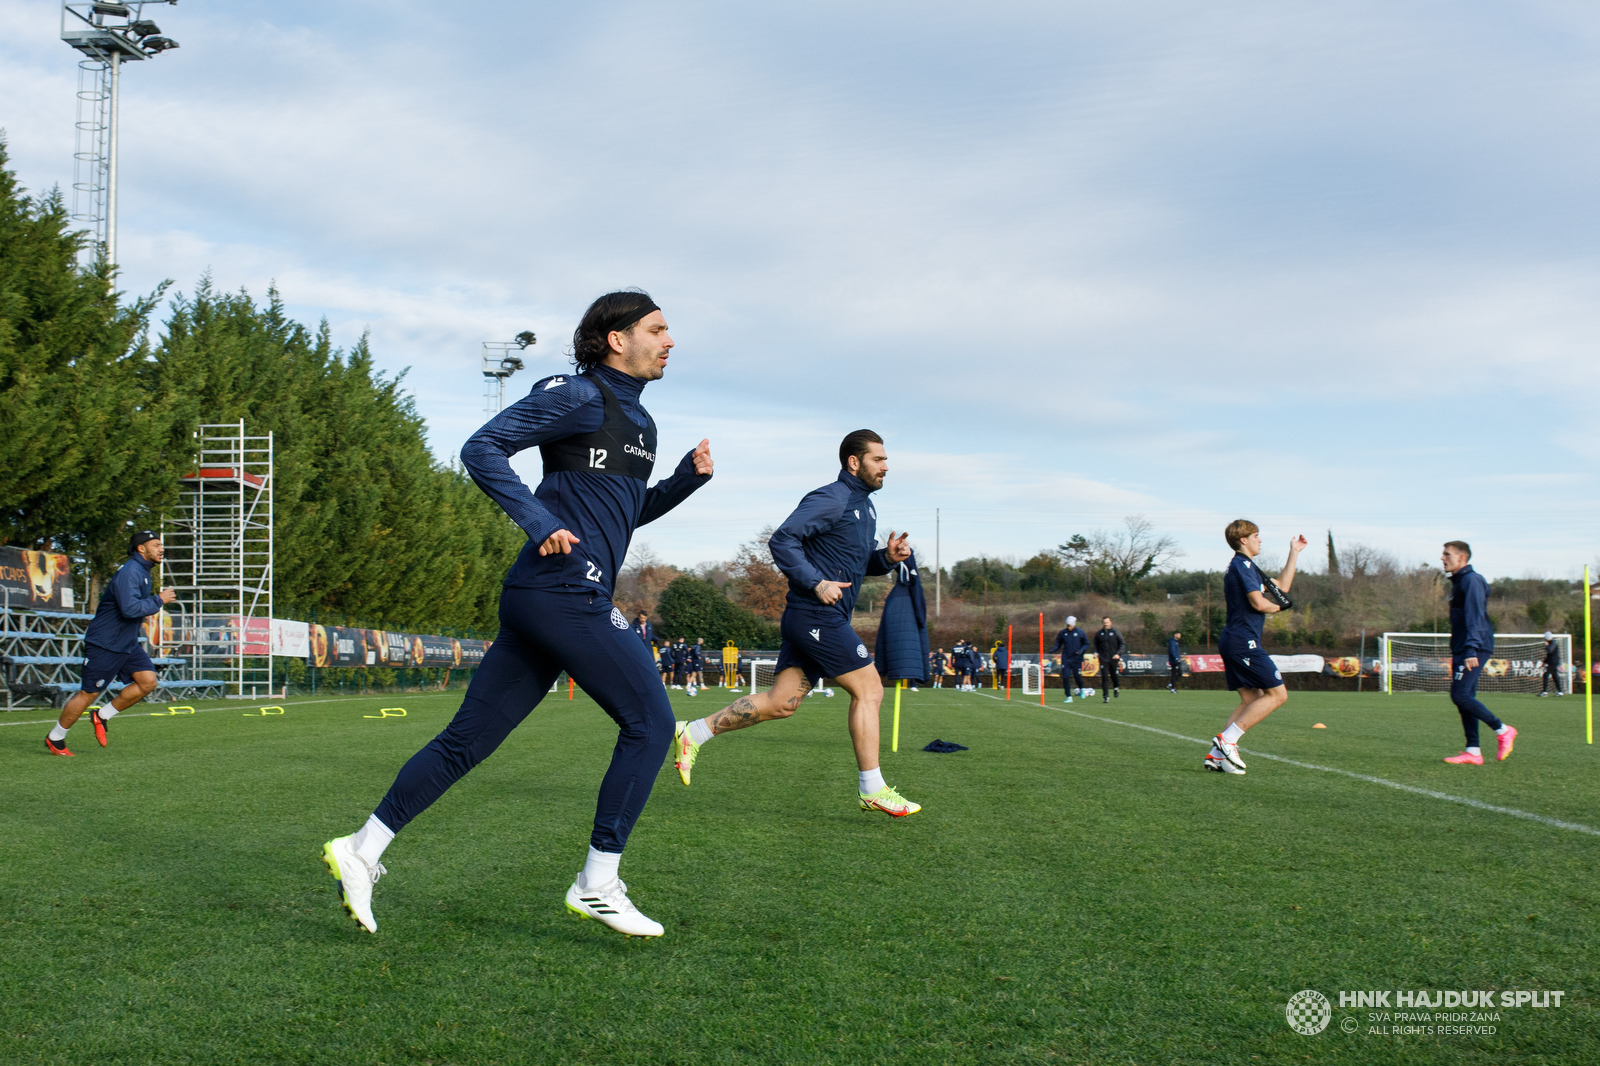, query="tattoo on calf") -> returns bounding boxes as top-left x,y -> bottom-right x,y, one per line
711,696 -> 762,732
